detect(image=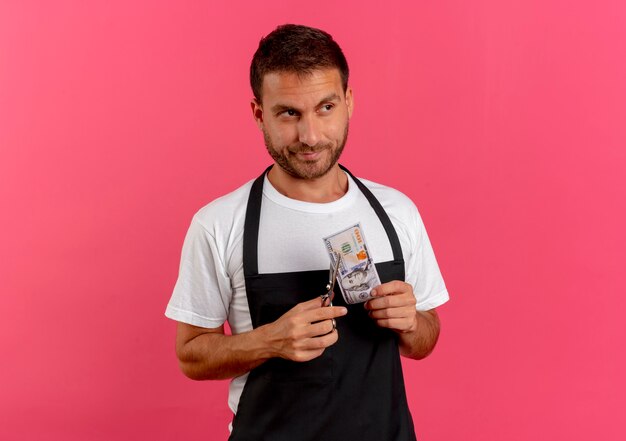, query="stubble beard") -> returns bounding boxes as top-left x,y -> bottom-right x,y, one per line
263,122 -> 349,180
